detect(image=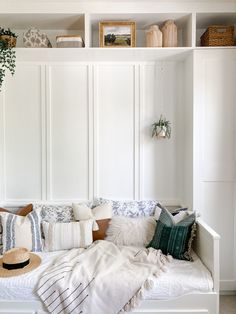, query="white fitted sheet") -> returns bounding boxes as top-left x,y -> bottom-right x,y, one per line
0,248 -> 213,301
